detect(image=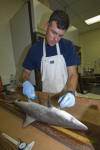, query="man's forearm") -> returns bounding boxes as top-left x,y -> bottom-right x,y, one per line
66,66 -> 78,93
61,66 -> 78,94
61,74 -> 78,95
66,73 -> 78,92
